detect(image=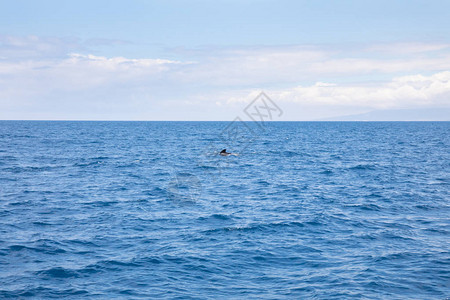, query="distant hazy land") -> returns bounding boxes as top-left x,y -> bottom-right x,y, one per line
321,107 -> 450,121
